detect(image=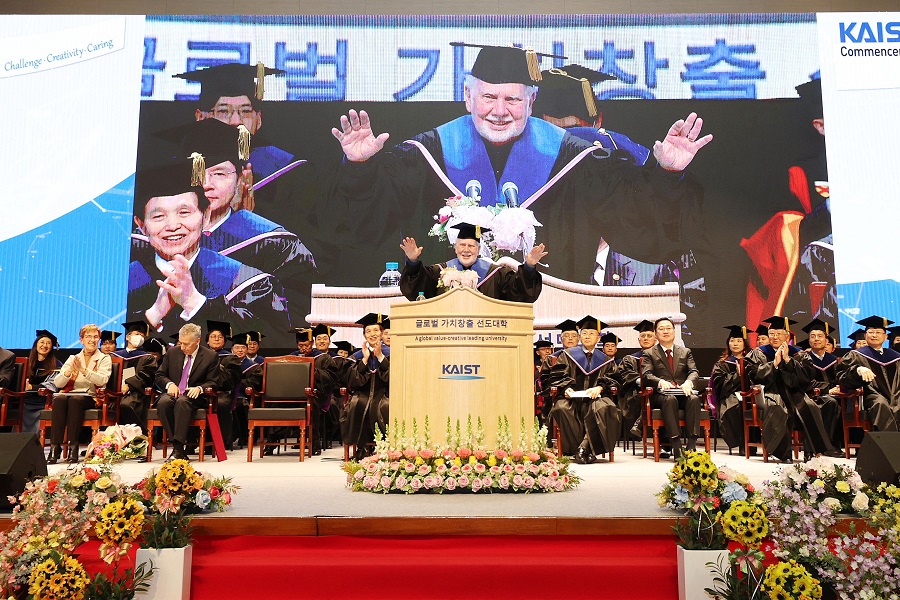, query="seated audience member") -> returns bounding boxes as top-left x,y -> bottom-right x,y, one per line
552,320 -> 581,359
534,339 -> 554,426
114,321 -> 159,434
381,327 -> 392,348
22,330 -> 62,434
128,158 -> 291,344
229,331 -> 263,449
99,331 -> 120,355
640,317 -> 701,460
246,332 -> 264,365
154,323 -> 219,460
839,315 -> 900,432
399,223 -> 545,302
48,324 -> 112,464
600,332 -> 621,364
800,318 -> 842,449
544,315 -> 621,463
342,313 -> 390,460
534,339 -> 554,366
847,329 -> 867,349
334,341 -> 354,359
616,320 -> 658,442
825,335 -> 836,354
711,326 -> 751,451
206,320 -> 242,452
744,316 -> 840,461
754,324 -> 770,348
311,324 -> 337,356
